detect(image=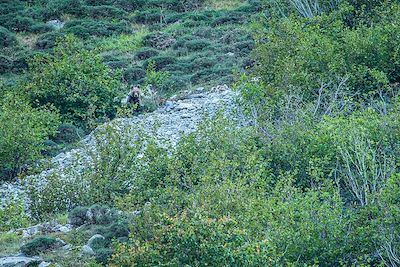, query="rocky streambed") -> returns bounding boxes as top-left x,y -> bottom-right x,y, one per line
1,85 -> 243,208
